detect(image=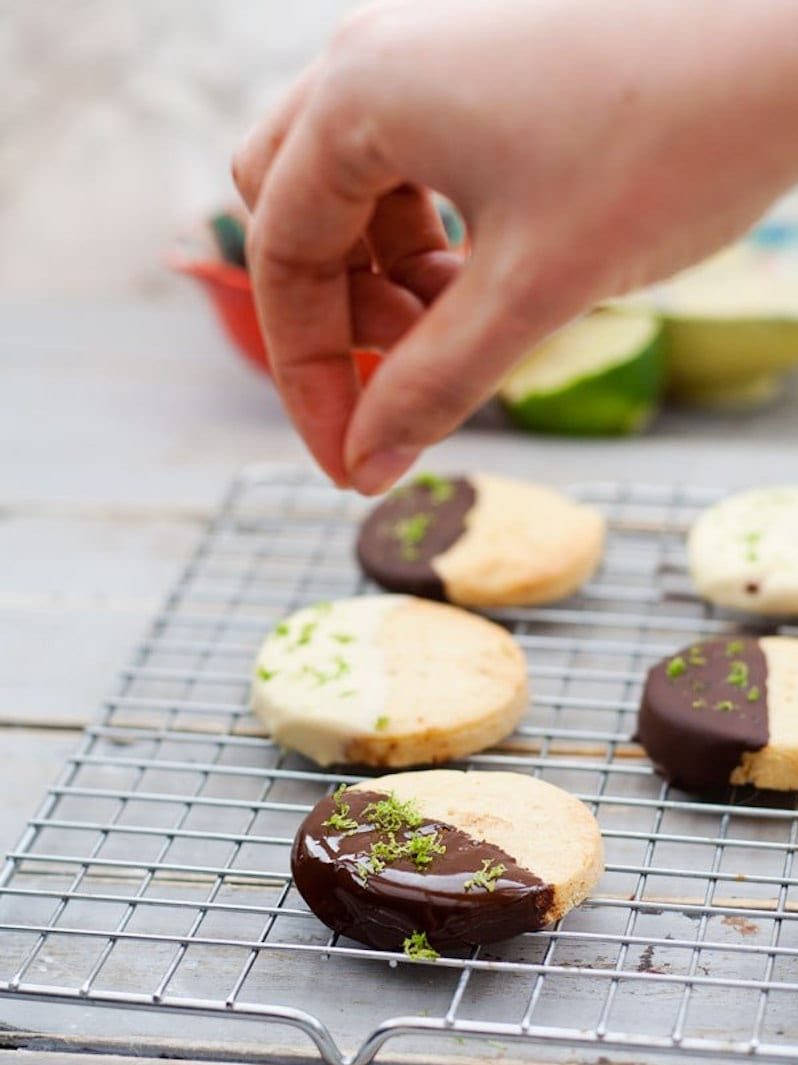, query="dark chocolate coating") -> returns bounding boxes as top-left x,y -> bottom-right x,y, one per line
291,789 -> 554,950
355,478 -> 476,600
637,638 -> 768,792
